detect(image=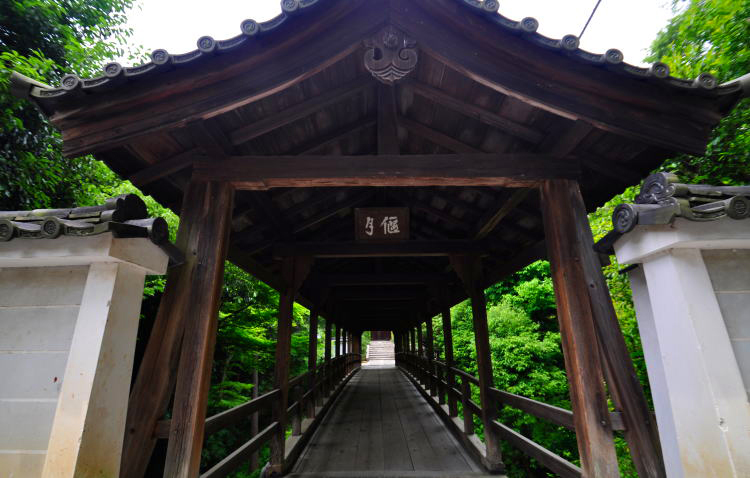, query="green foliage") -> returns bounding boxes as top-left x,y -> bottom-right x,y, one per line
0,0 -> 142,210
647,0 -> 750,184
